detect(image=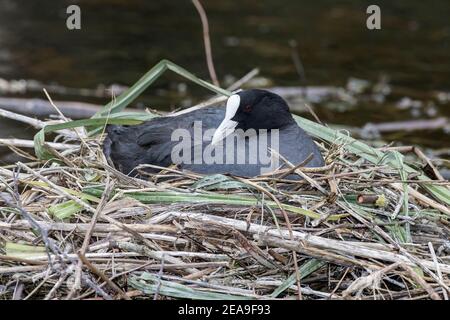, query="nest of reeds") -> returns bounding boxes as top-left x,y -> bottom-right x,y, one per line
1,61 -> 449,300
1,111 -> 449,300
